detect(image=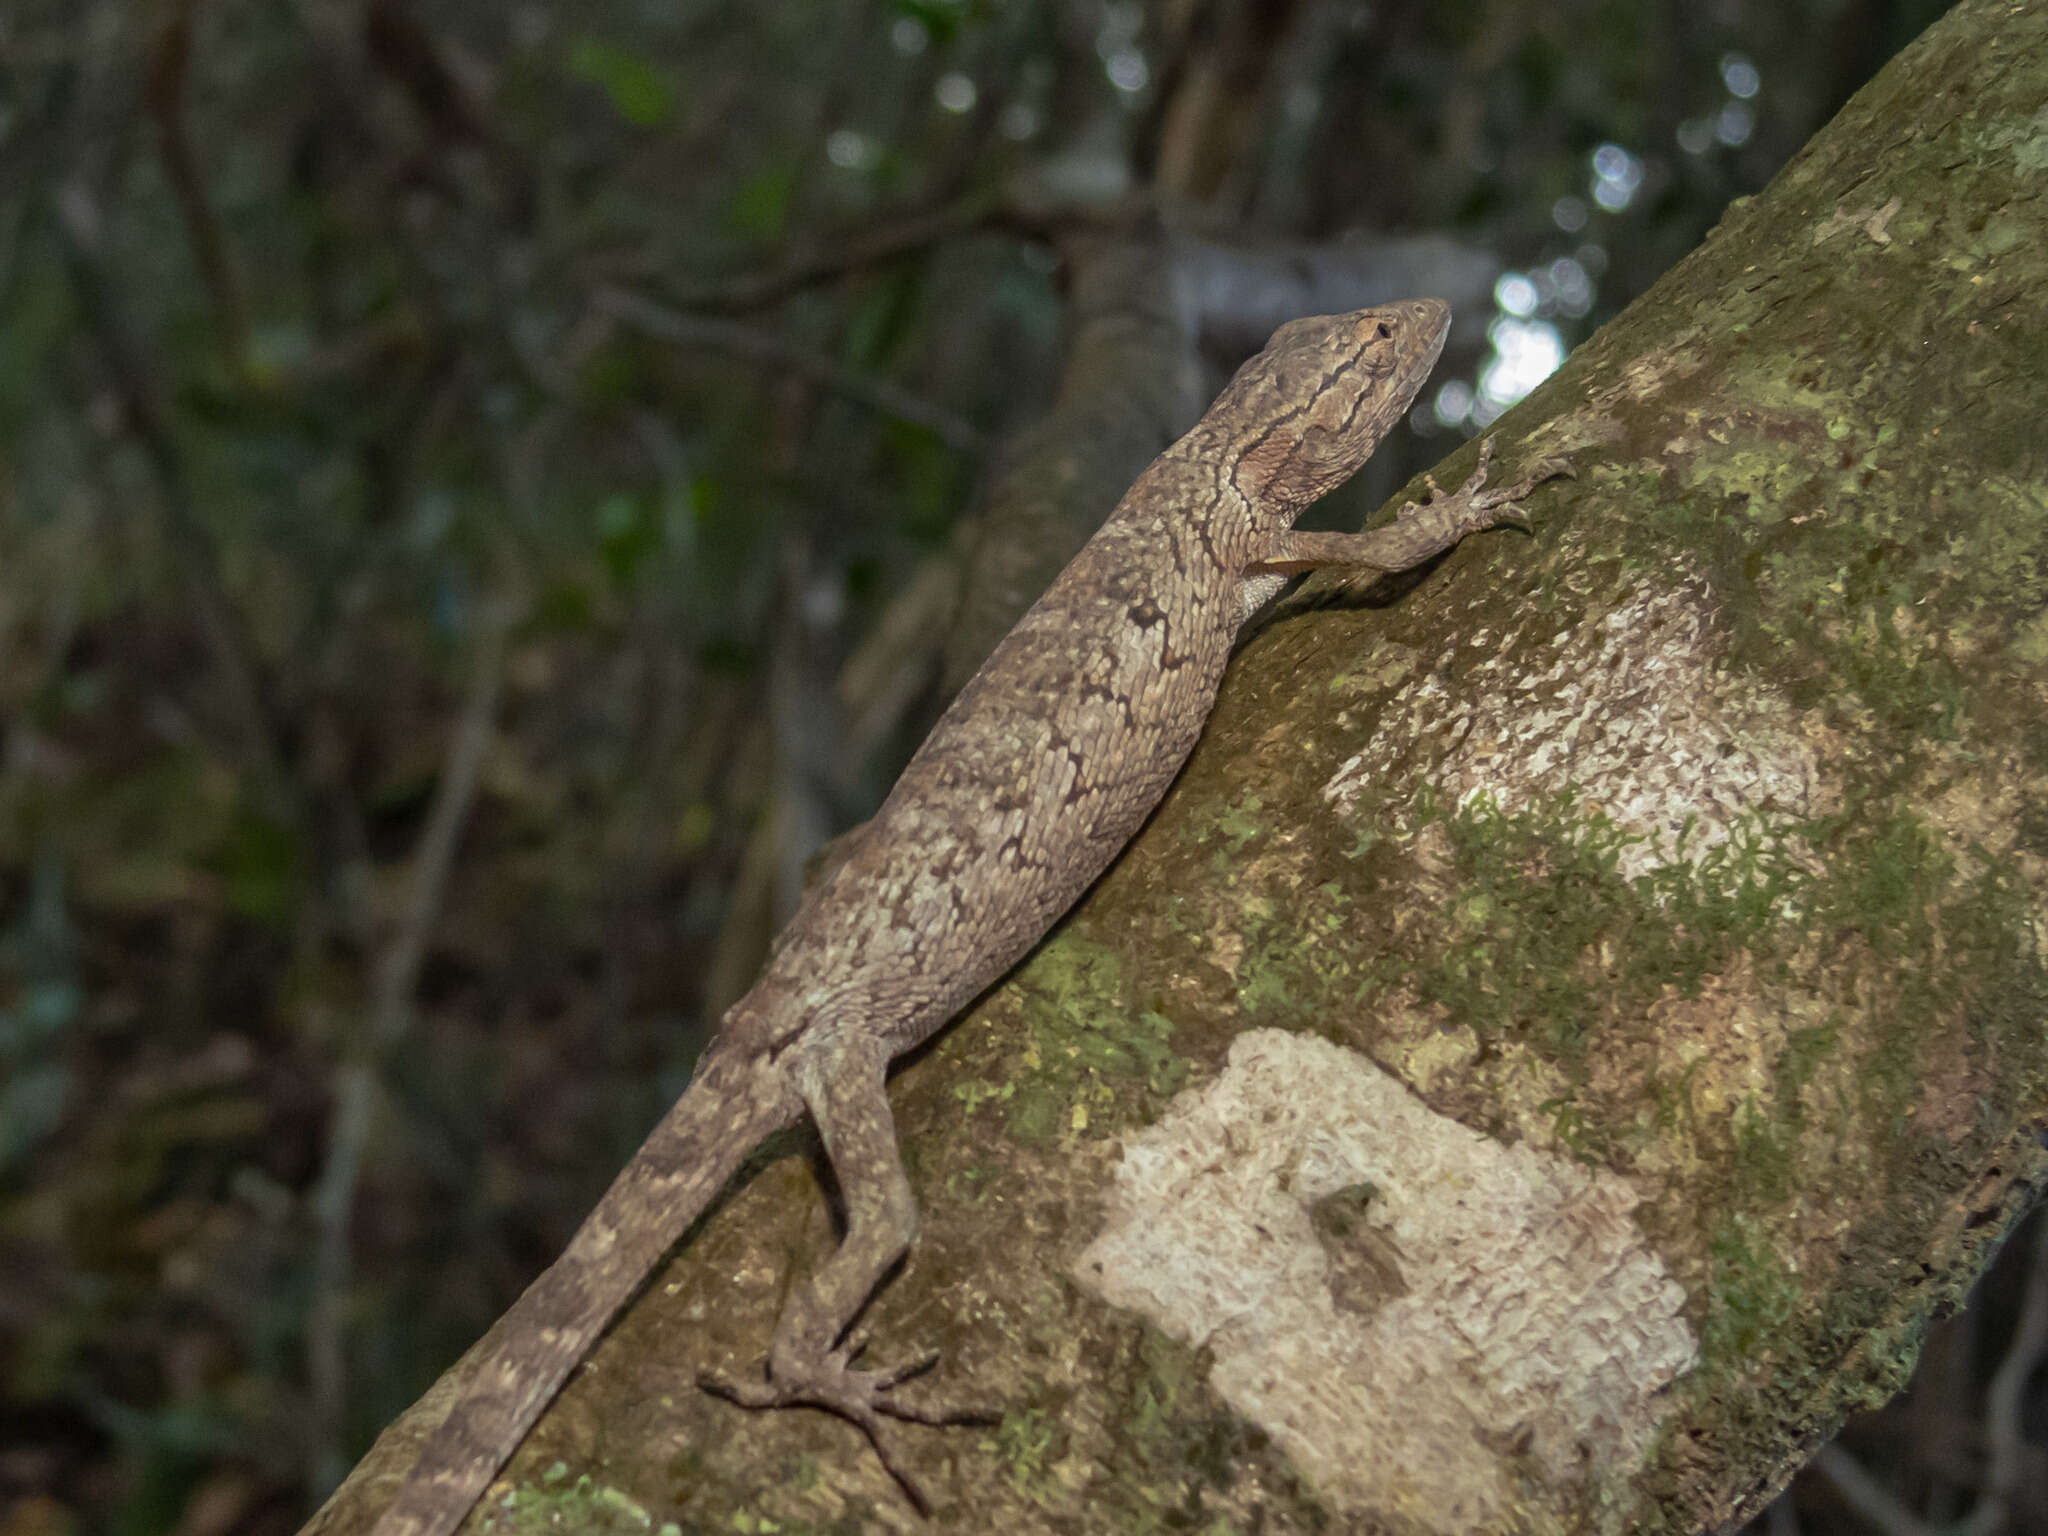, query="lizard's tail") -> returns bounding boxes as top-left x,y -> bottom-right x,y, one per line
349,1040 -> 797,1536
